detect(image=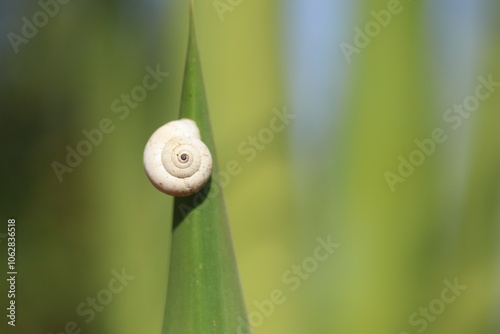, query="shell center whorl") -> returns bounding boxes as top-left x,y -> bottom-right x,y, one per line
161,137 -> 202,179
